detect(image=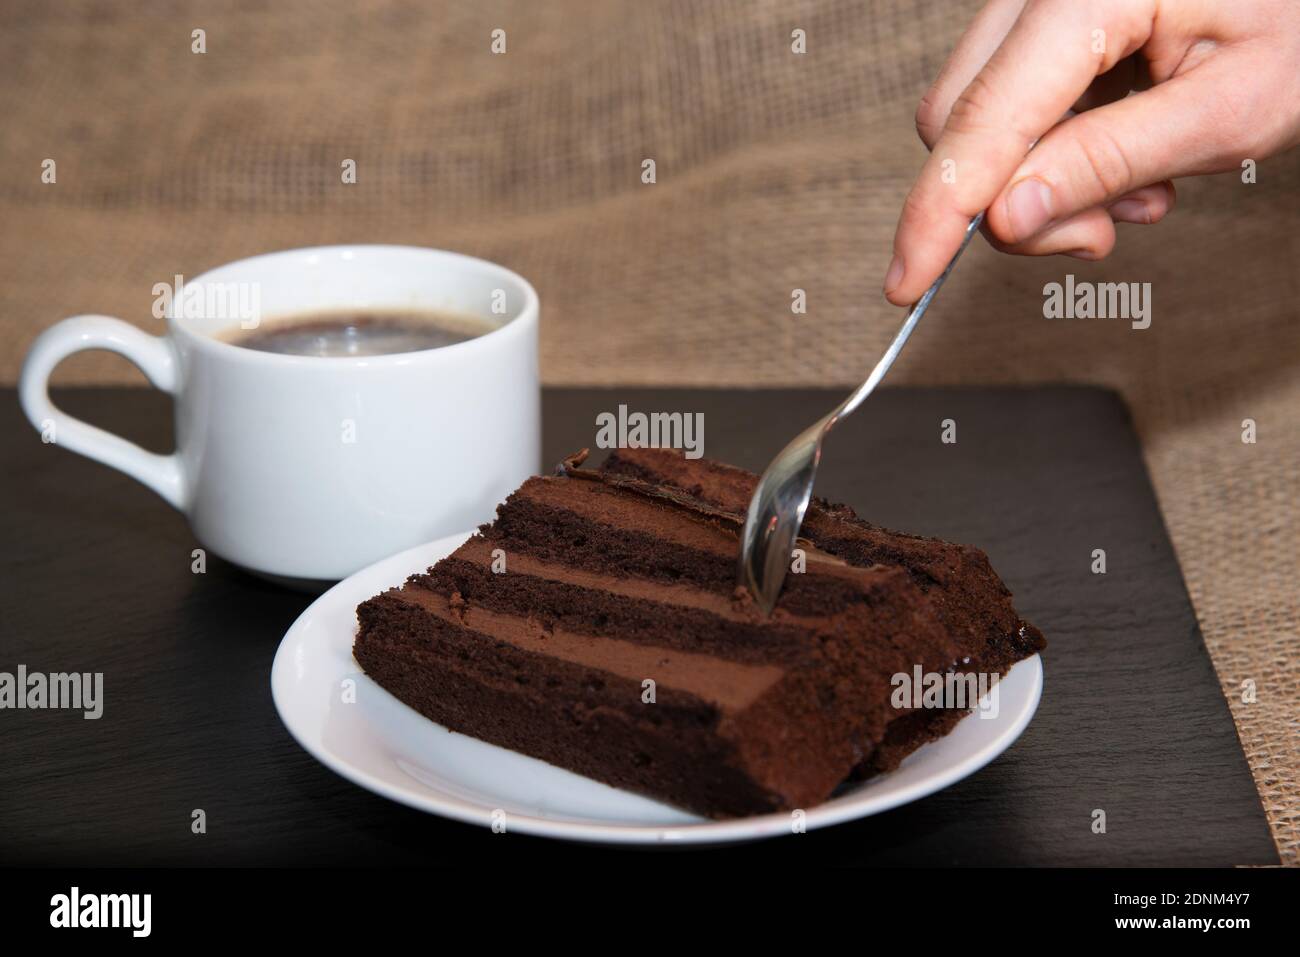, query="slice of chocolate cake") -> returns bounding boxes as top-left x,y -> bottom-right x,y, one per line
354,449 -> 1044,819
